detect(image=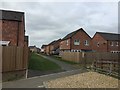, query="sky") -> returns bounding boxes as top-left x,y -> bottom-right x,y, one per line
0,1 -> 118,48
